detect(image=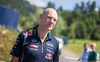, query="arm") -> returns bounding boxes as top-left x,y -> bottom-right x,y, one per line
10,56 -> 19,62
78,55 -> 82,61
78,51 -> 84,61
10,33 -> 24,62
